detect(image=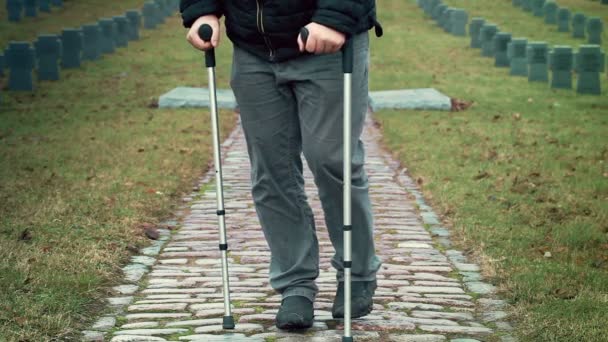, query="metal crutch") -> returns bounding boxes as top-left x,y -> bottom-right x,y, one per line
299,28 -> 355,342
197,23 -> 235,330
